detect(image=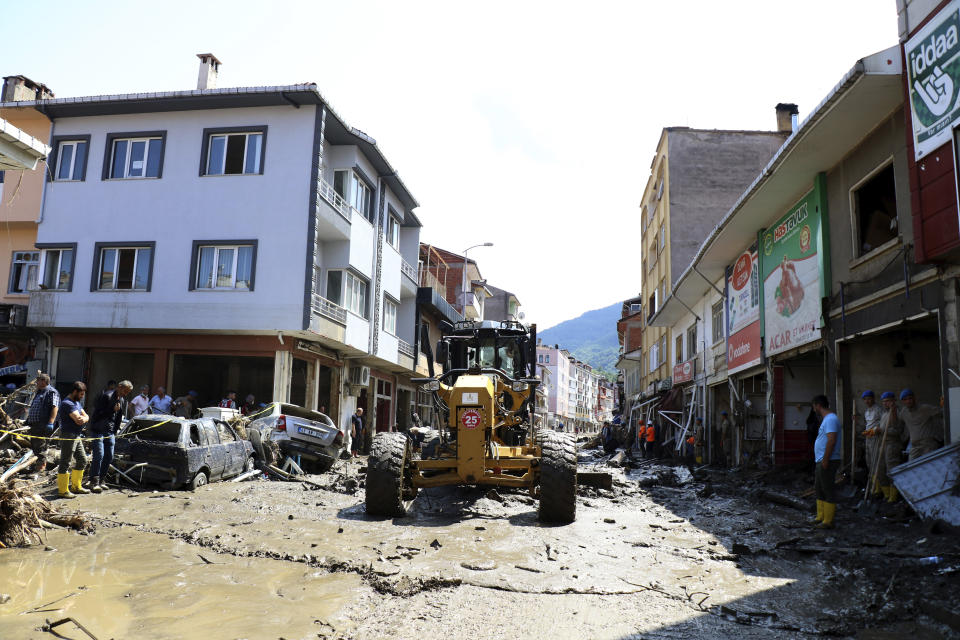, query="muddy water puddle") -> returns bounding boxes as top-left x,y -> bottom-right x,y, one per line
0,528 -> 359,640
